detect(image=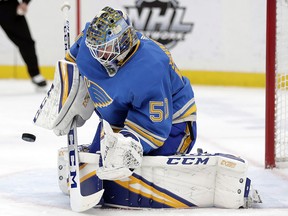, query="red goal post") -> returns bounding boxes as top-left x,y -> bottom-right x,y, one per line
266,0 -> 288,168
